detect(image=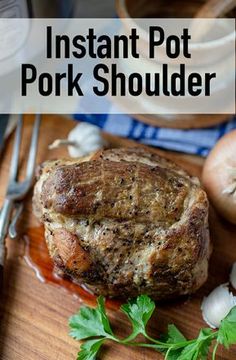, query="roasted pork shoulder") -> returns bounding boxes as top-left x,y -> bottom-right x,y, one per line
33,148 -> 210,300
